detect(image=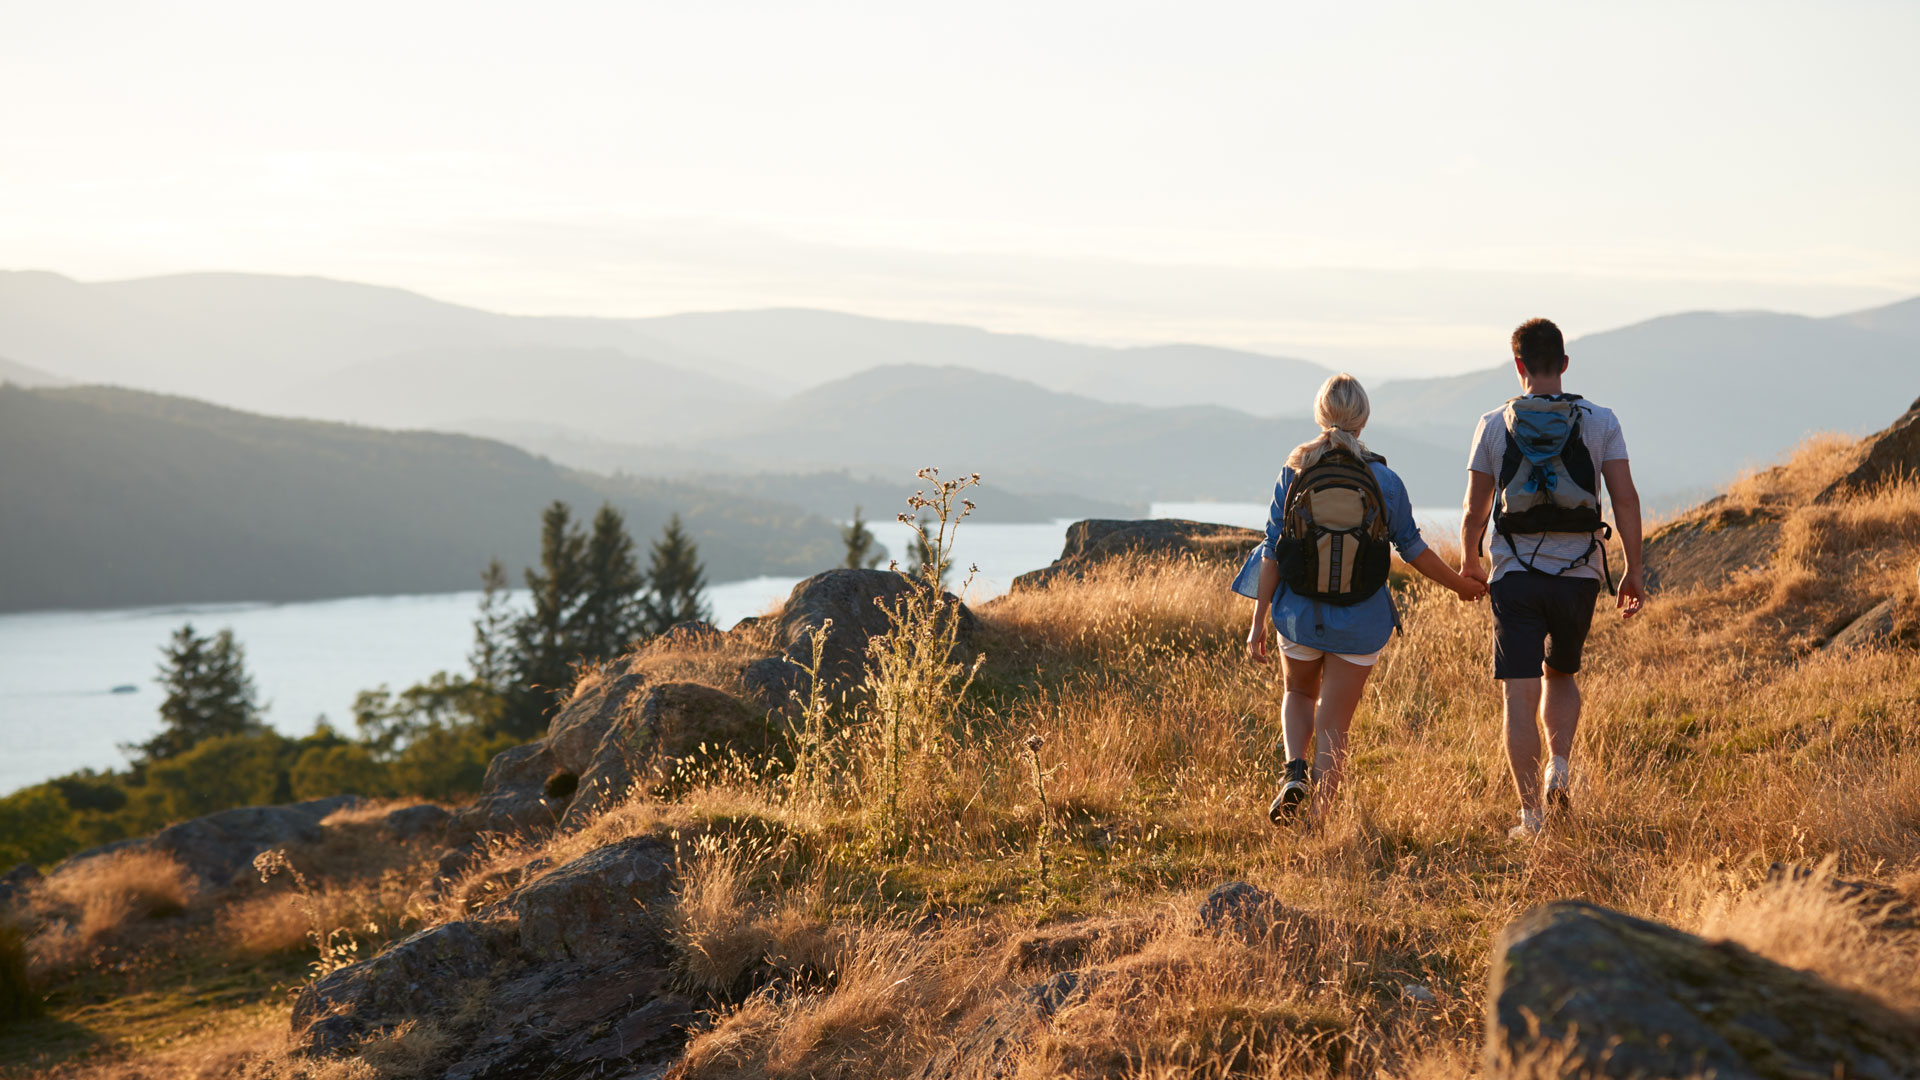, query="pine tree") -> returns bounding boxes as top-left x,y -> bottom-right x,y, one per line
503,501 -> 591,736
129,623 -> 263,764
577,503 -> 646,659
469,558 -> 513,693
842,505 -> 885,569
640,514 -> 712,635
